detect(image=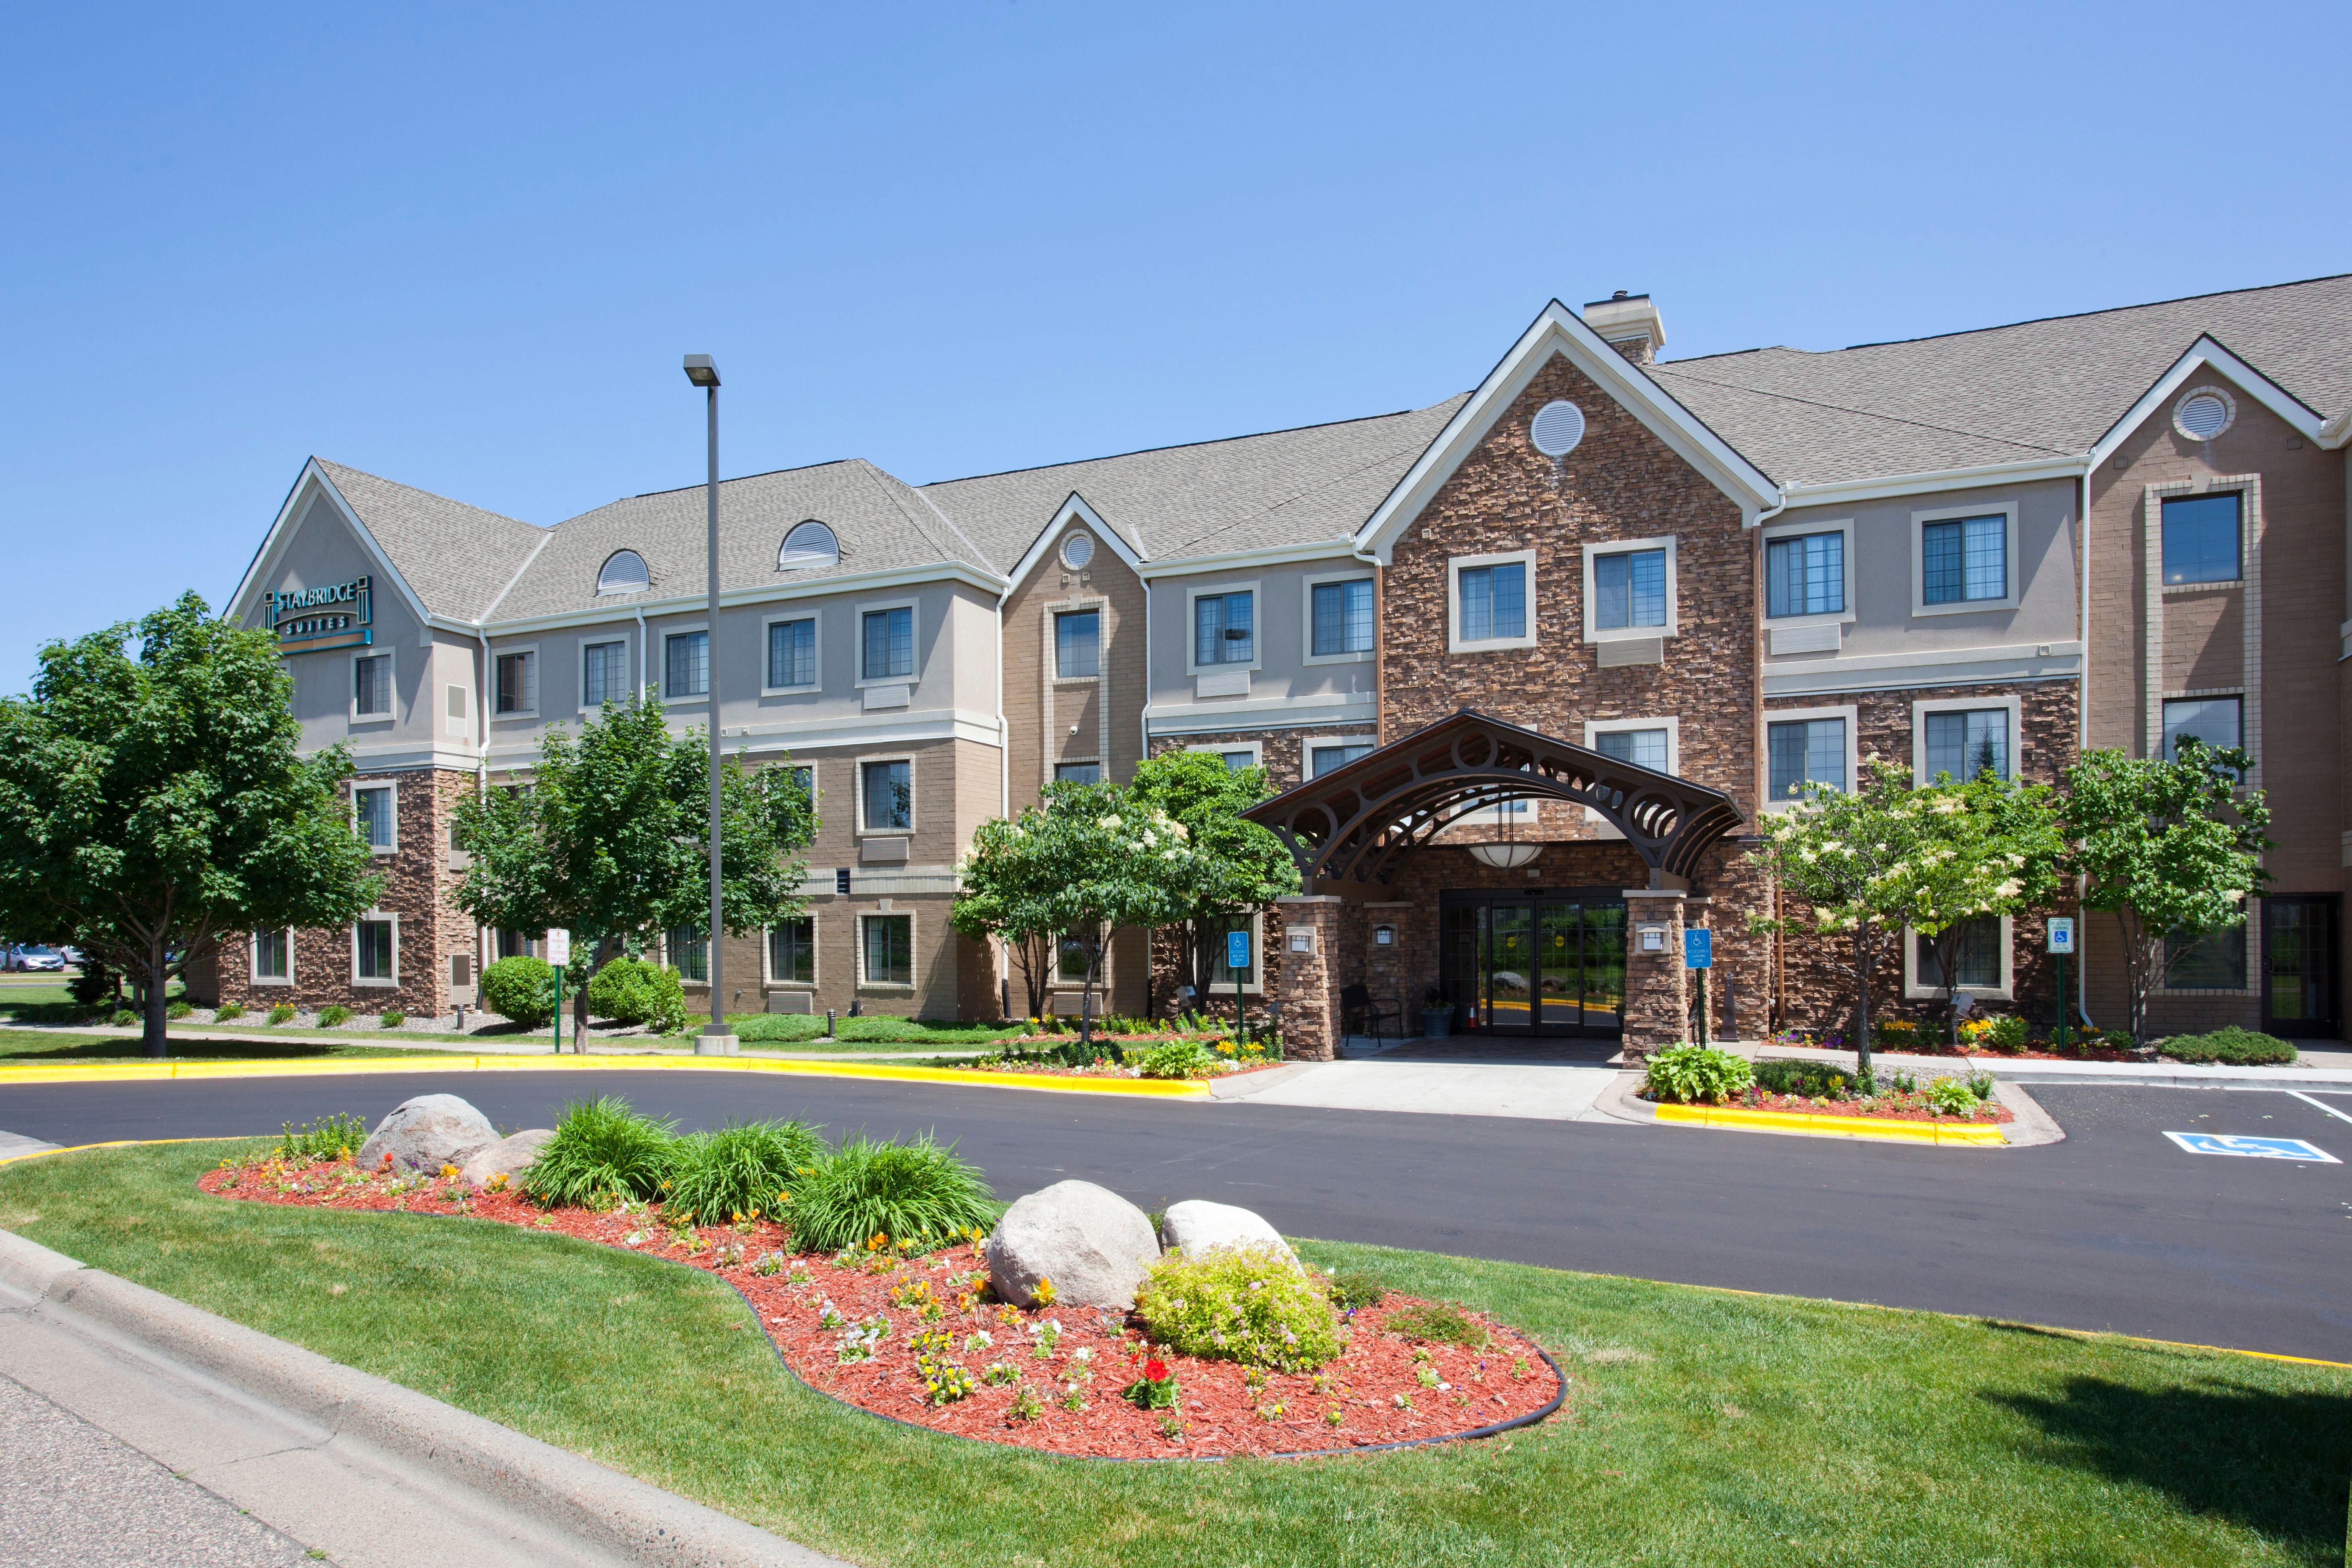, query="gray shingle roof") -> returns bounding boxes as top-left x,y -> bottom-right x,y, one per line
1649,272 -> 2352,486
314,460 -> 547,622
920,397 -> 1470,573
